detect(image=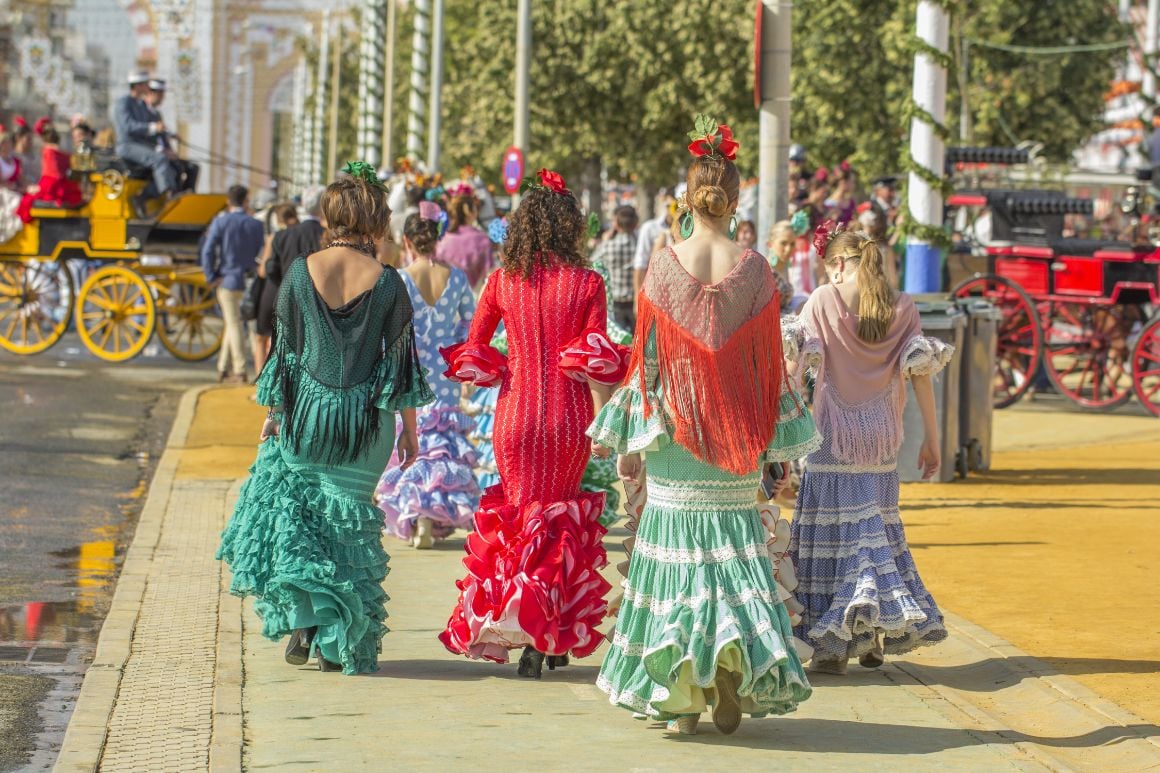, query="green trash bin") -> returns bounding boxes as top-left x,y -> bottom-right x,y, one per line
955,299 -> 1001,473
